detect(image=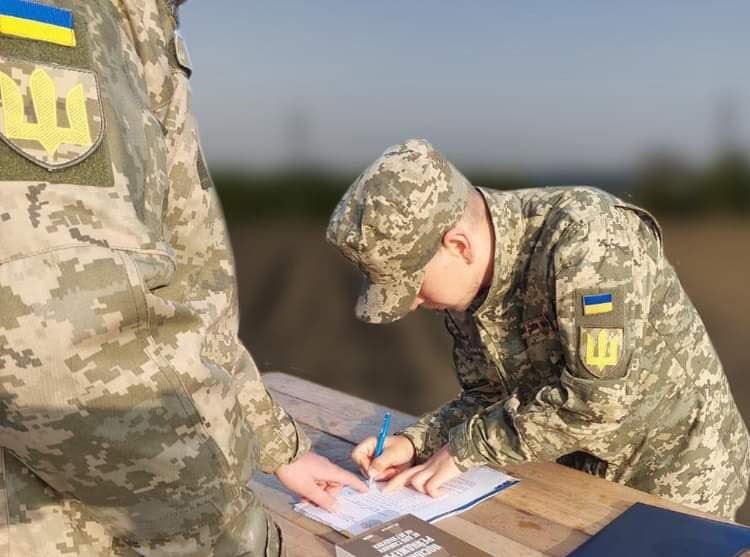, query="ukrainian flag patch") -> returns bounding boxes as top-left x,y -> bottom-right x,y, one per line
582,293 -> 613,316
0,0 -> 76,48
